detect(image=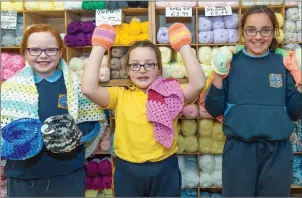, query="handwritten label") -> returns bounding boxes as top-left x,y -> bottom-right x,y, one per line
165,7 -> 192,17
96,9 -> 122,26
1,10 -> 17,29
205,6 -> 232,17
